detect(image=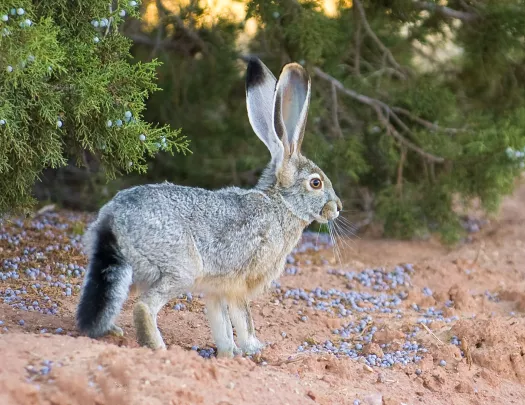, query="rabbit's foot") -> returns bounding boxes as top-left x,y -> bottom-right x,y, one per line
134,302 -> 166,350
233,345 -> 242,356
240,337 -> 265,355
108,324 -> 124,337
215,343 -> 242,359
216,347 -> 234,359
